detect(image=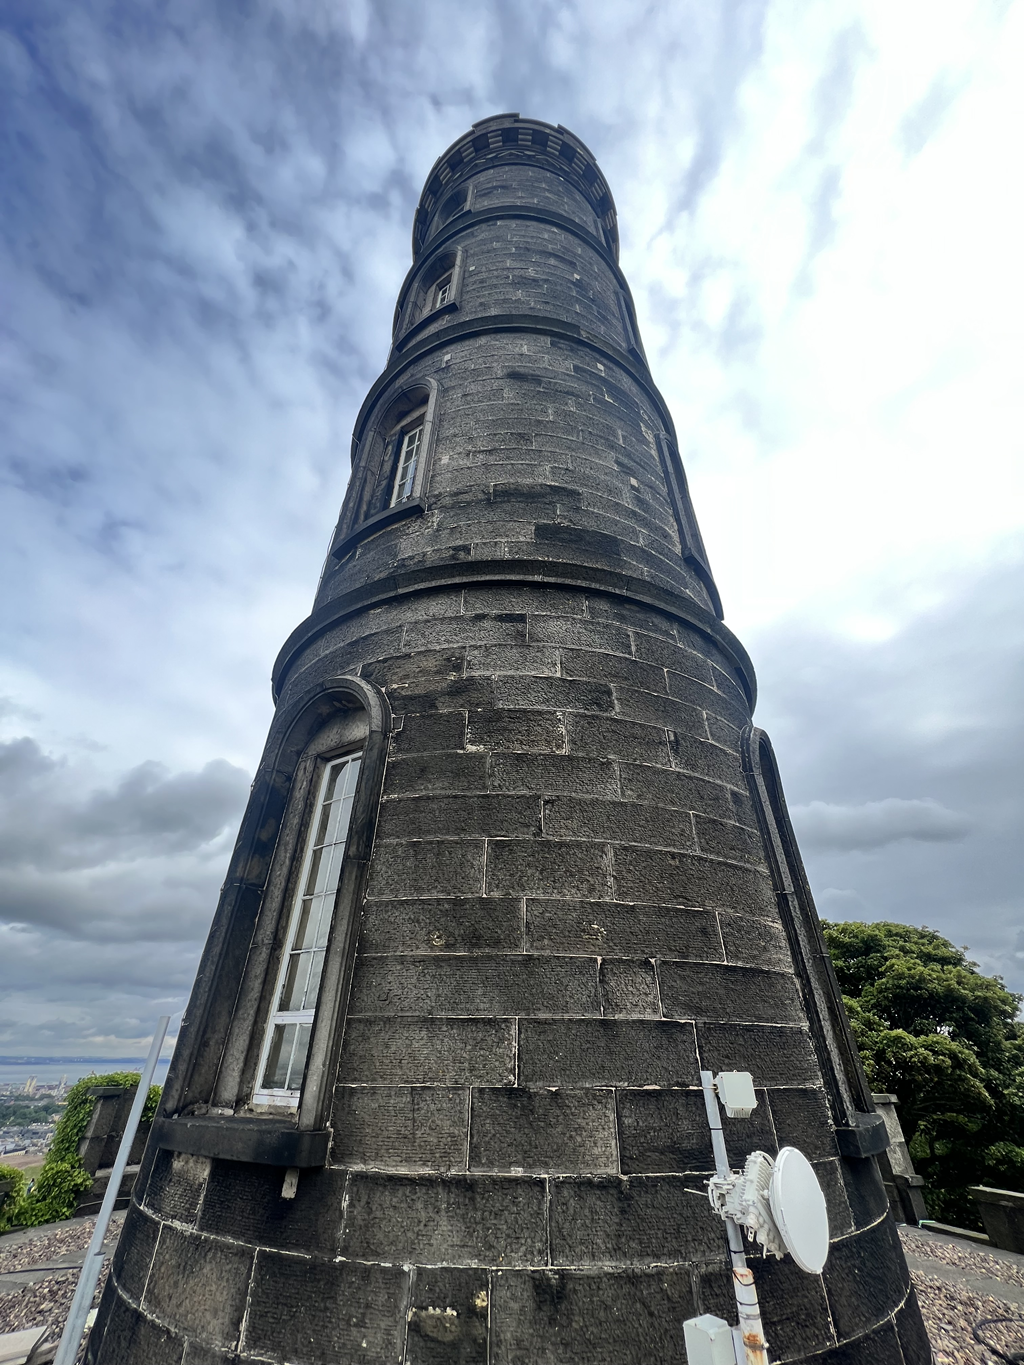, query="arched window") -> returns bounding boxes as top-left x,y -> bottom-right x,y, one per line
152,677 -> 391,1166
394,248 -> 465,351
331,381 -> 440,561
